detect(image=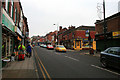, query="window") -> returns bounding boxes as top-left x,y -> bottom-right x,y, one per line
107,47 -> 120,55
5,0 -> 8,12
10,0 -> 14,18
15,8 -> 17,23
